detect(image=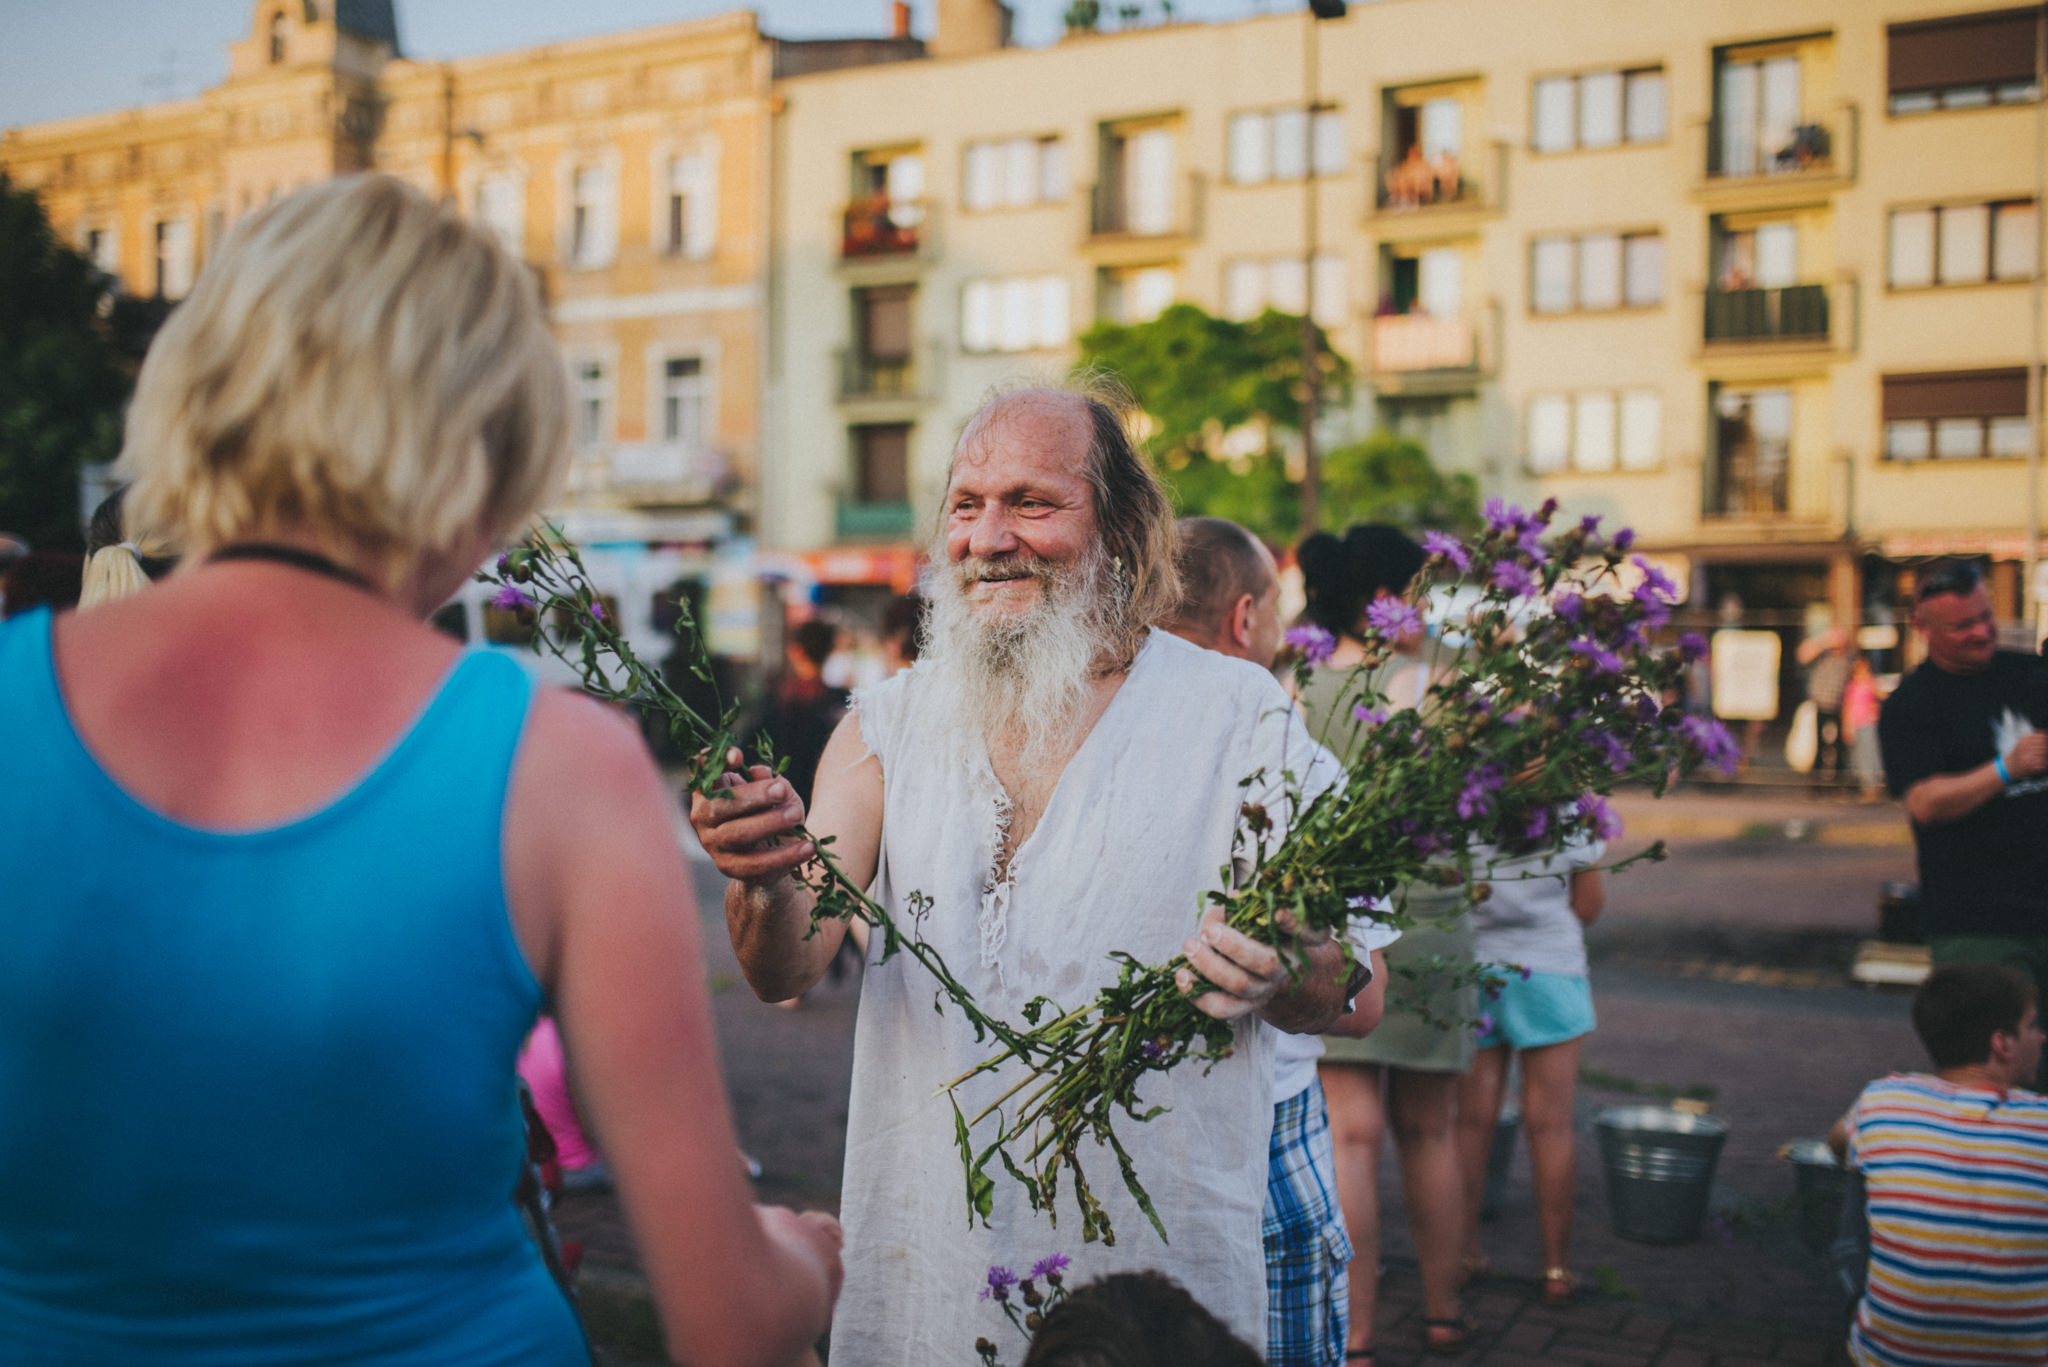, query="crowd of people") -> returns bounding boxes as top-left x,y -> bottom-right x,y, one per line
1,171 -> 2043,1367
